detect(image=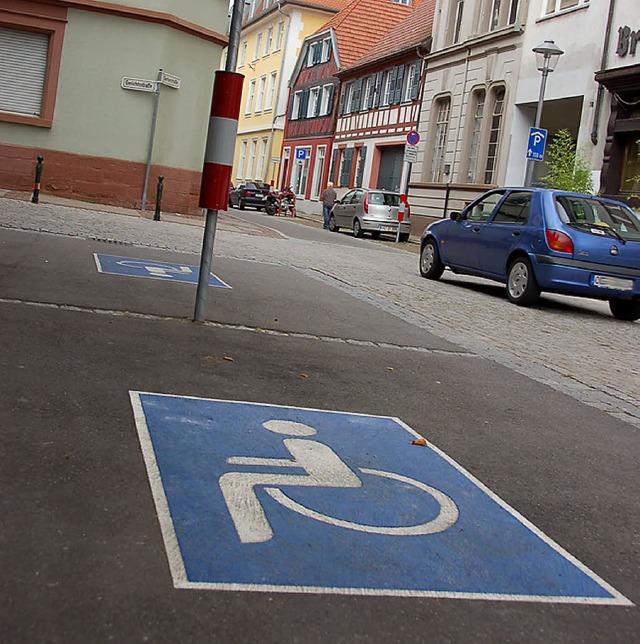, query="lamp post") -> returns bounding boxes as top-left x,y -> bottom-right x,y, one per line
524,39 -> 564,187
